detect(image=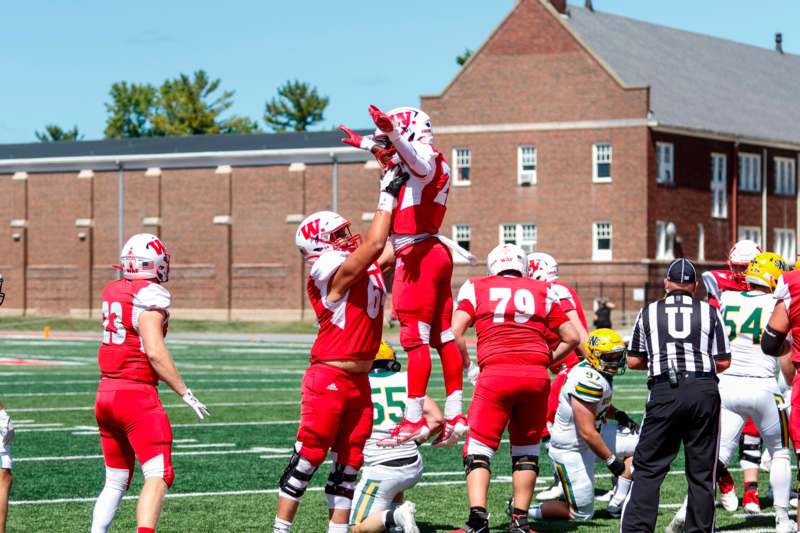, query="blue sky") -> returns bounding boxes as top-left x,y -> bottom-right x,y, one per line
0,1 -> 797,144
